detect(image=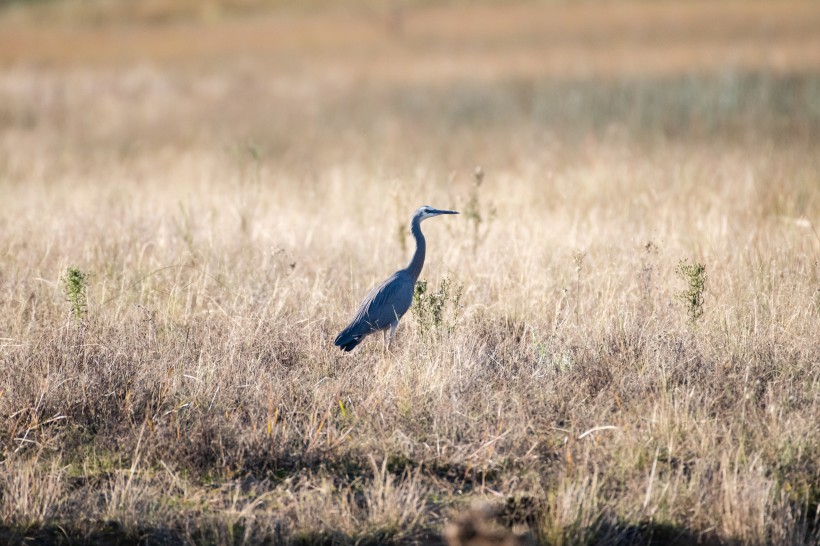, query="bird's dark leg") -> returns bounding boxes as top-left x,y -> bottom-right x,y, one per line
386,323 -> 398,351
